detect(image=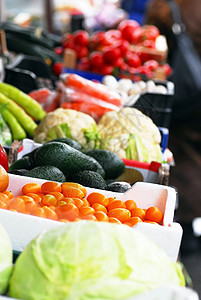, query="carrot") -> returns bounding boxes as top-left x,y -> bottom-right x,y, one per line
61,101 -> 117,120
63,73 -> 122,107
